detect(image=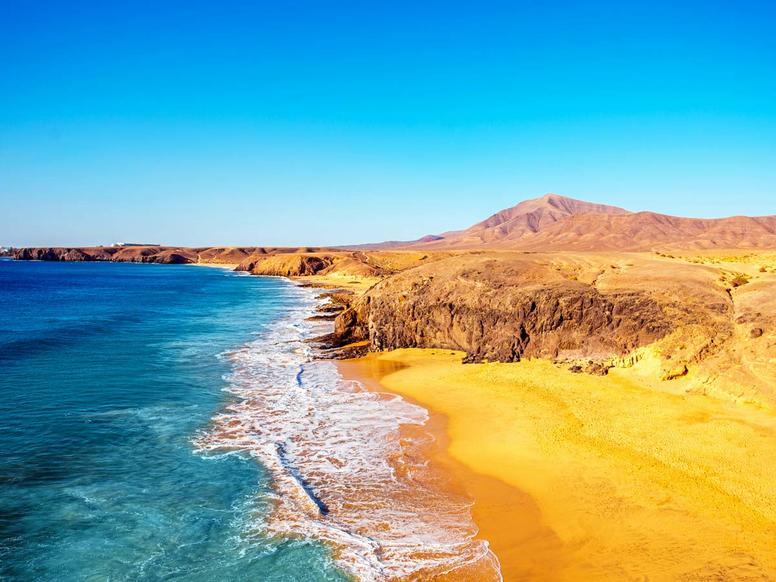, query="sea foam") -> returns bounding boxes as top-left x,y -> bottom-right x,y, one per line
195,283 -> 502,581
